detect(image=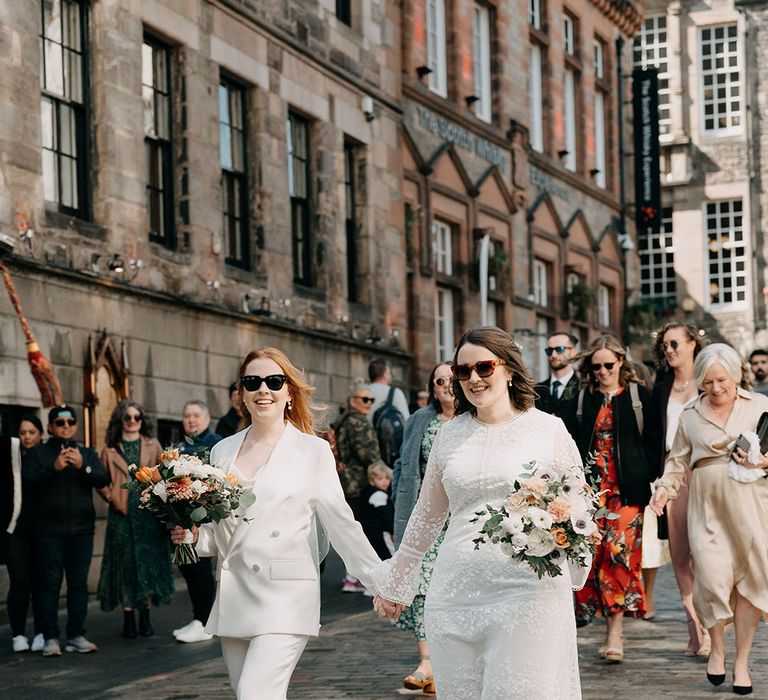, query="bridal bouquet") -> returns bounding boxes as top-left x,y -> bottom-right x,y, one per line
470,458 -> 612,579
123,441 -> 255,565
